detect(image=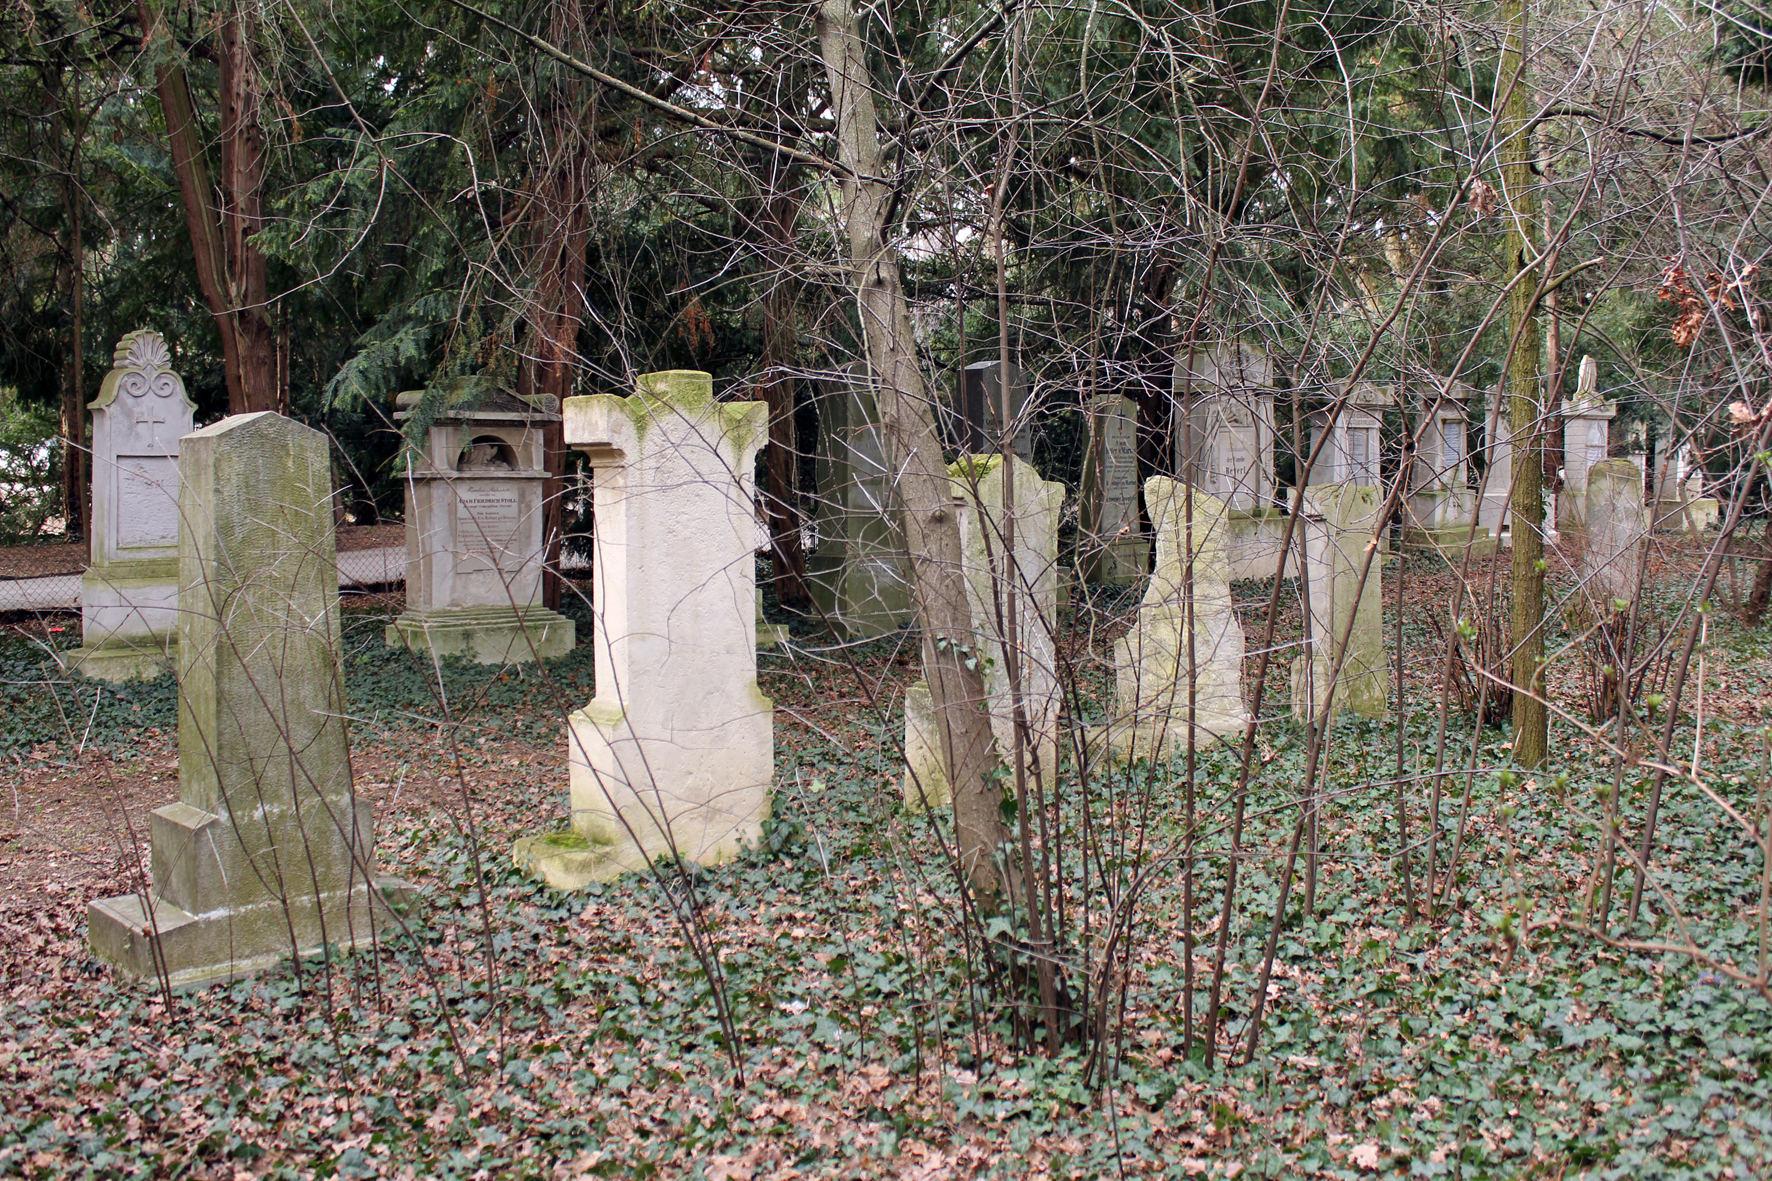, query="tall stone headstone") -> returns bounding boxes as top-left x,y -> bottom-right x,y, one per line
1307,383 -> 1390,487
1290,483 -> 1389,724
807,363 -> 915,637
1173,342 -> 1288,578
1476,388 -> 1513,539
1110,479 -> 1249,762
904,455 -> 1063,812
1557,360 -> 1616,530
385,381 -> 574,663
1078,394 -> 1147,584
1584,459 -> 1648,607
954,361 -> 1034,463
513,372 -> 774,886
89,413 -> 408,986
68,330 -> 197,681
